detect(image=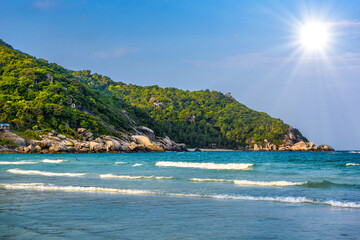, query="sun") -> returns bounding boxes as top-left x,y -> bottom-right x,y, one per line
299,21 -> 329,51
